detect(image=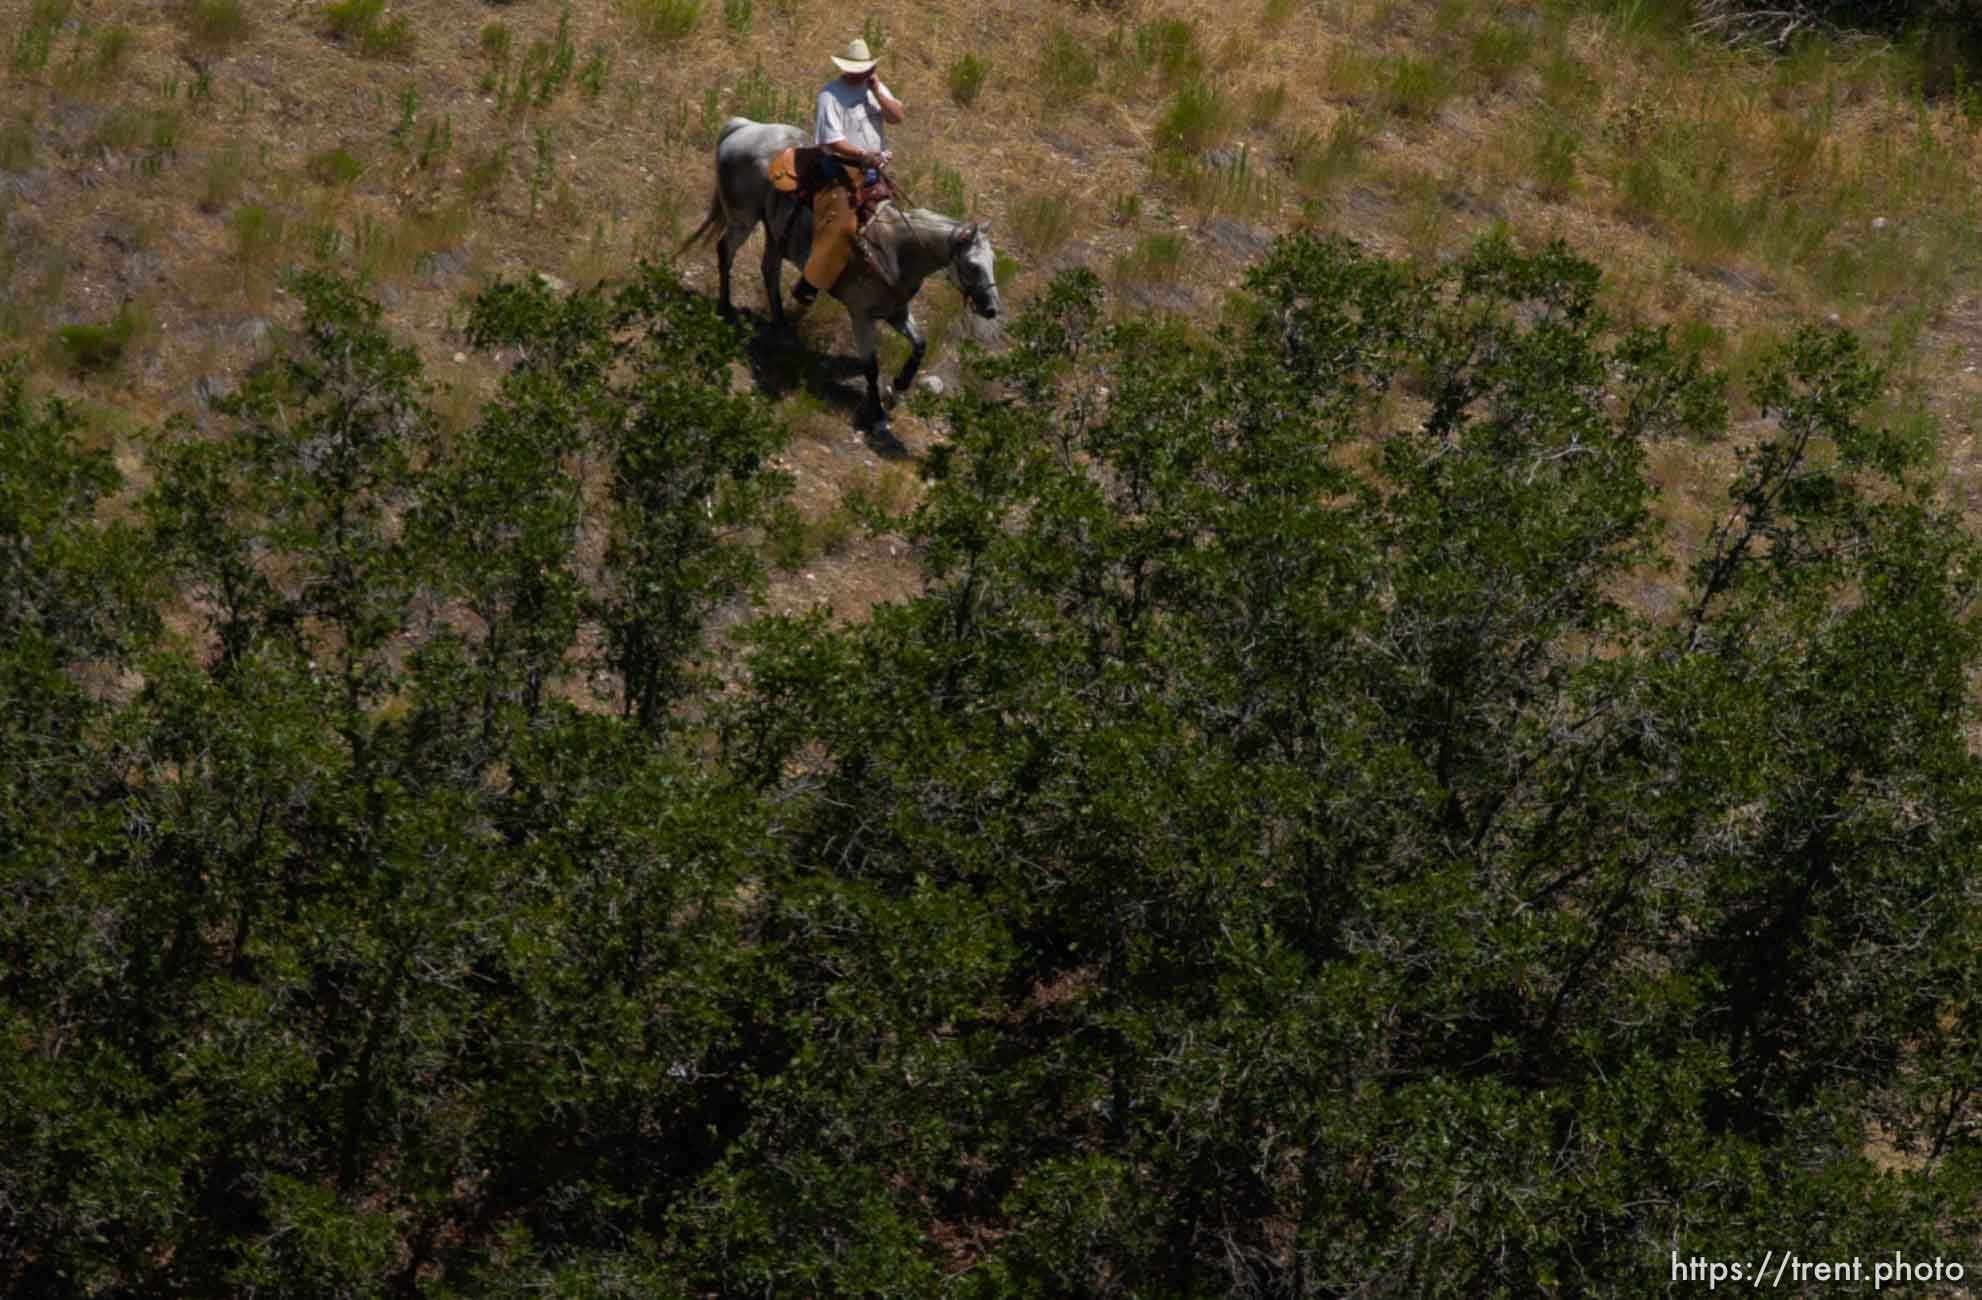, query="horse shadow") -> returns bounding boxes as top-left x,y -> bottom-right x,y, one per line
736,310 -> 911,460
